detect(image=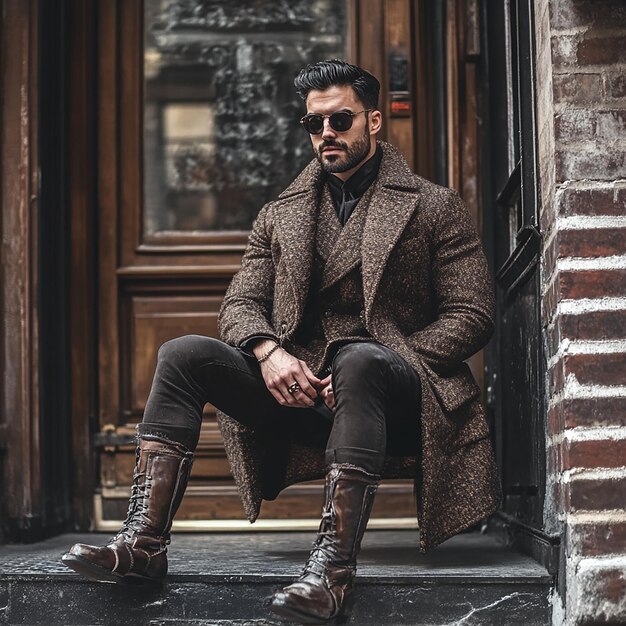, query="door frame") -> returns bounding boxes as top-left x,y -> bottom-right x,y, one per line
1,0 -> 78,542
65,0 -> 494,533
